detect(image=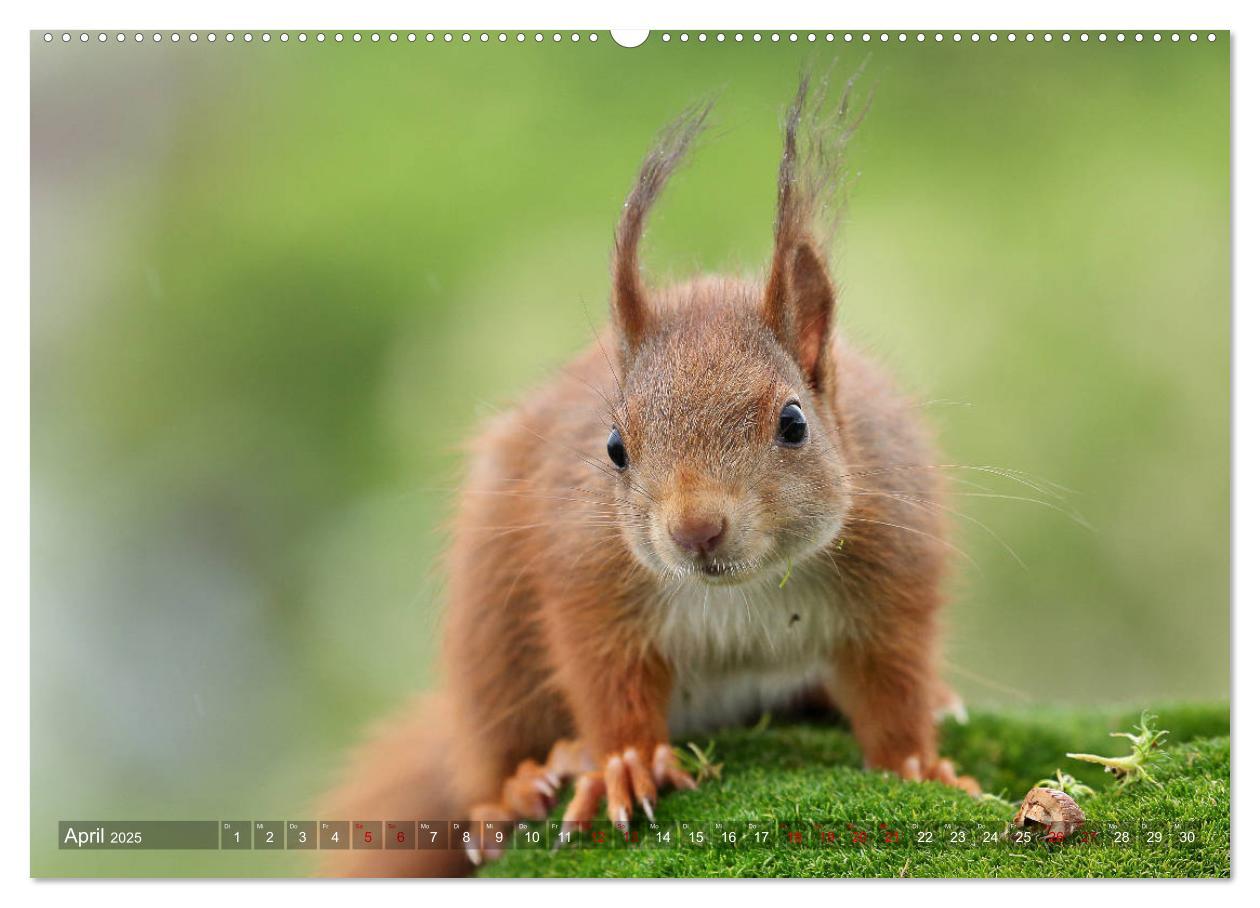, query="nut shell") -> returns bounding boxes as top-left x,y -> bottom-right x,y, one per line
1012,787 -> 1086,837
